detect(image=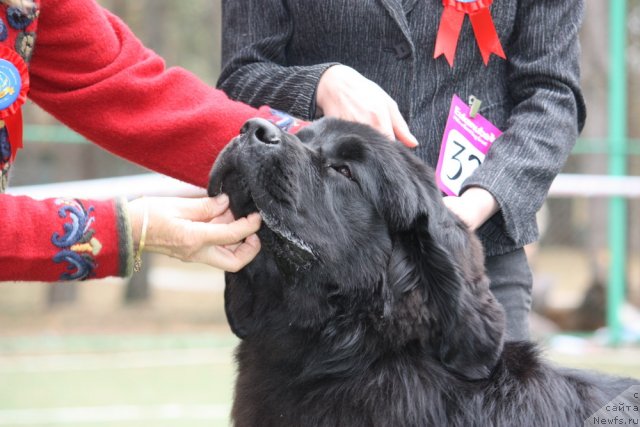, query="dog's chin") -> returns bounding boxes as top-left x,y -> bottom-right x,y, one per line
216,178 -> 317,276
210,144 -> 317,275
257,209 -> 317,276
